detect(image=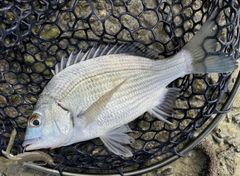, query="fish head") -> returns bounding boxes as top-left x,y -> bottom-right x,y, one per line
23,102 -> 74,151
